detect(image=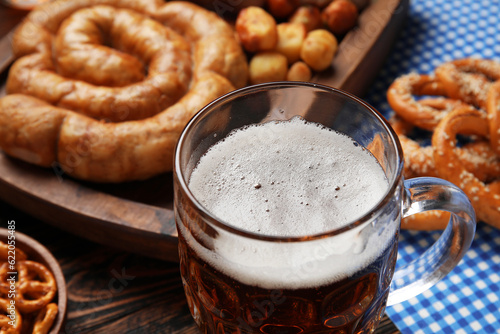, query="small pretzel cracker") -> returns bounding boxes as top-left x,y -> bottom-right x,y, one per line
14,261 -> 57,314
33,303 -> 58,334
